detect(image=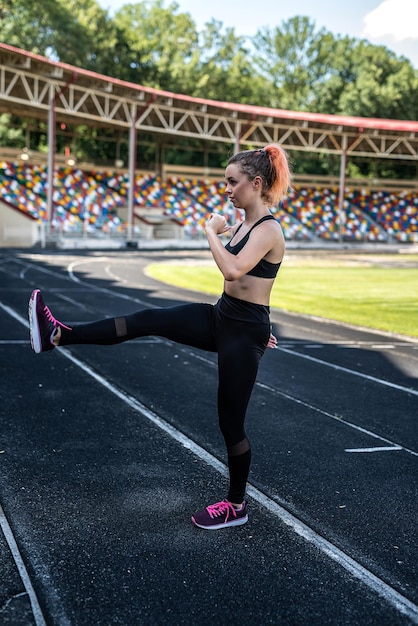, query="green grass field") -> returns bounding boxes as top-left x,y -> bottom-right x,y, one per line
147,252 -> 418,338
